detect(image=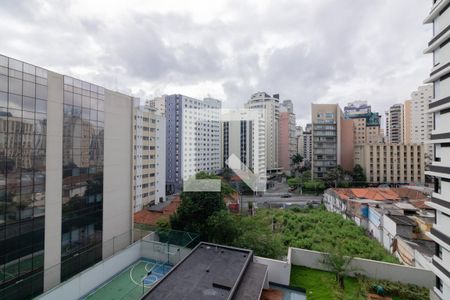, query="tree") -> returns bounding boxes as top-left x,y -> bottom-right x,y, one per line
222,166 -> 233,182
206,210 -> 240,244
324,165 -> 347,188
291,153 -> 304,175
300,170 -> 312,183
169,172 -> 234,240
352,164 -> 367,187
322,245 -> 354,290
287,177 -> 302,189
